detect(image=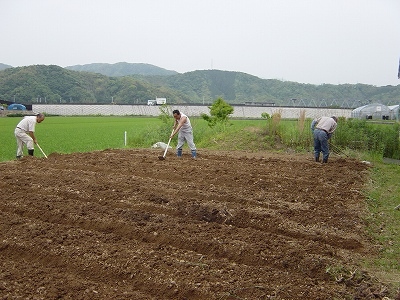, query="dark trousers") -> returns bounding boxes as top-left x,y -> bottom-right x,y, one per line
313,129 -> 329,162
